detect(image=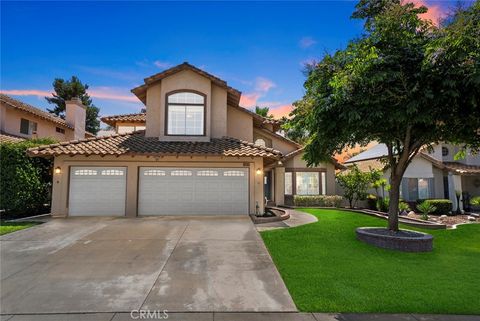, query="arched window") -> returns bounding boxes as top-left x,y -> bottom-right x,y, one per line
442,147 -> 449,157
166,91 -> 205,136
254,138 -> 266,147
